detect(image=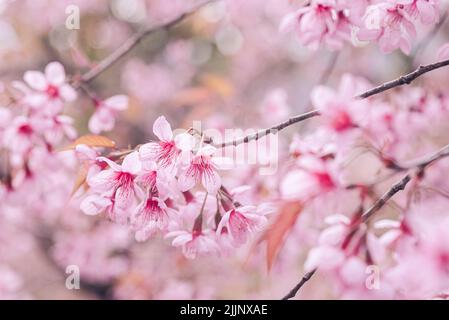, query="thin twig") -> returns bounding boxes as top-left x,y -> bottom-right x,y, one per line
78,0 -> 215,84
214,110 -> 320,148
357,59 -> 449,99
215,58 -> 449,148
361,174 -> 411,222
281,269 -> 317,300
